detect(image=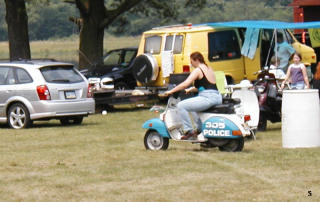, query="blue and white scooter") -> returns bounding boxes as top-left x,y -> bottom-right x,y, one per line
143,91 -> 255,152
